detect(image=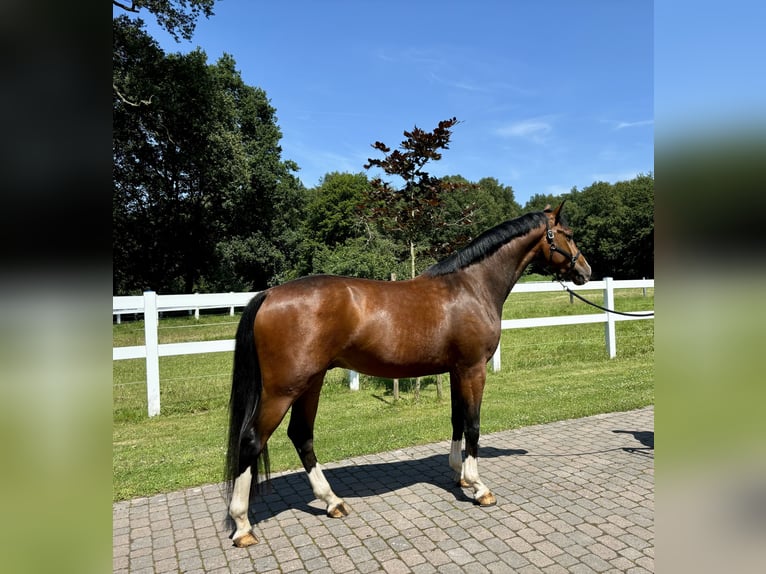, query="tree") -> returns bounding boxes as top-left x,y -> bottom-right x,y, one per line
303,172 -> 371,252
285,171 -> 406,281
113,17 -> 305,293
427,175 -> 523,262
210,55 -> 307,290
112,1 -> 219,108
310,236 -> 402,280
113,0 -> 217,42
362,117 -> 476,278
519,176 -> 654,280
566,174 -> 654,279
361,118 -> 479,402
523,192 -> 565,213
